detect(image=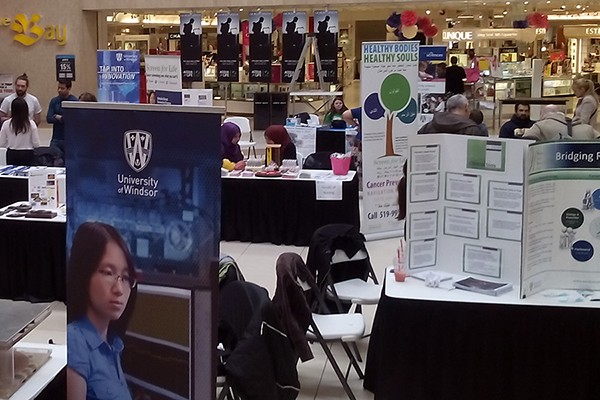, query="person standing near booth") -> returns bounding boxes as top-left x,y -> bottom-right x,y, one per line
47,79 -> 78,154
67,222 -> 138,400
0,73 -> 42,126
0,97 -> 40,166
572,78 -> 599,131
